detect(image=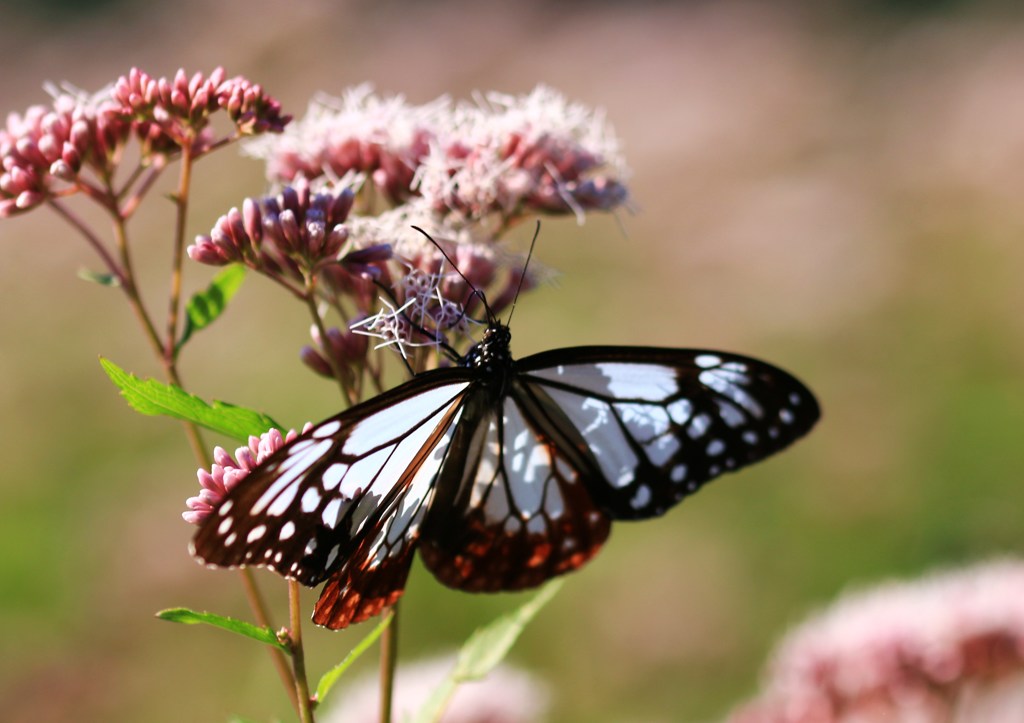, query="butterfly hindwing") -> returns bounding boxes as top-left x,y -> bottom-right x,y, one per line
518,347 -> 820,520
420,391 -> 611,592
